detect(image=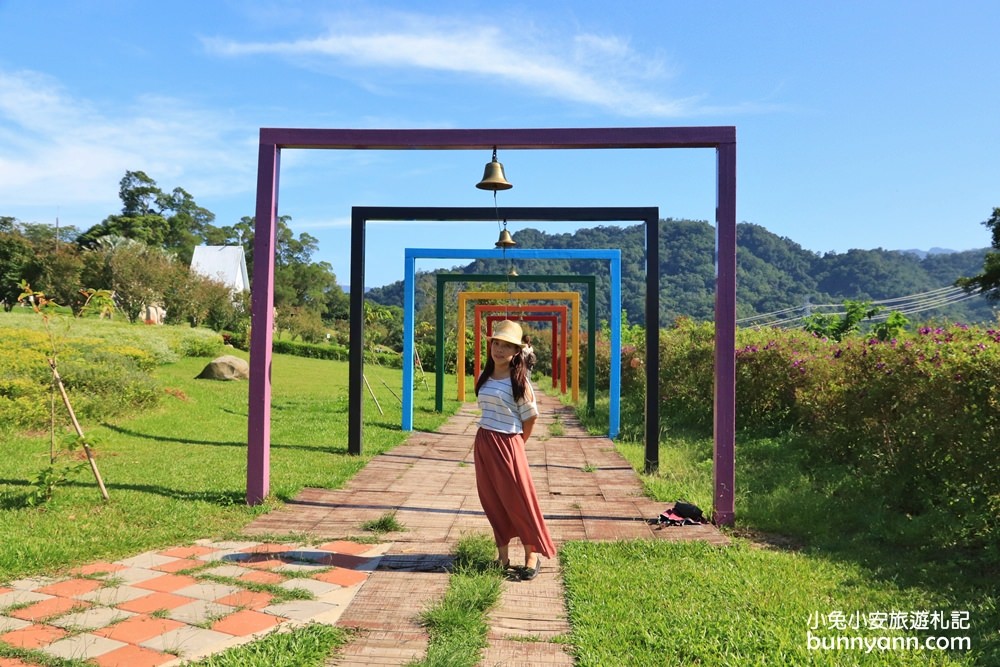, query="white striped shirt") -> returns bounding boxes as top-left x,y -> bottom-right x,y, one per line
477,376 -> 538,434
